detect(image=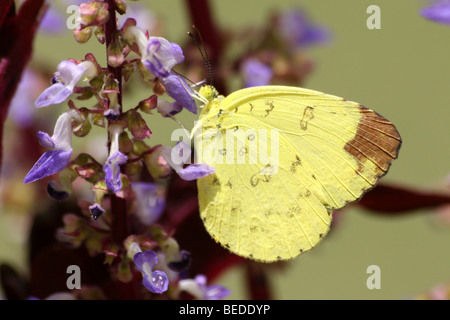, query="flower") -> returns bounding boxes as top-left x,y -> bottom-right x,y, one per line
142,37 -> 185,78
178,274 -> 231,300
24,110 -> 81,184
117,2 -> 157,32
277,8 -> 329,49
89,203 -> 106,220
241,59 -> 273,87
103,124 -> 128,193
35,60 -> 96,108
160,74 -> 197,114
39,5 -> 66,34
133,250 -> 169,294
124,26 -> 197,113
160,141 -> 215,181
131,182 -> 166,225
156,99 -> 183,117
420,0 -> 450,25
8,68 -> 41,127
